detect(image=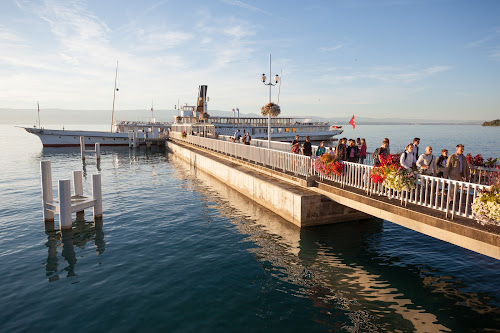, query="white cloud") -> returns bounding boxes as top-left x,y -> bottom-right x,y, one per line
219,0 -> 271,15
